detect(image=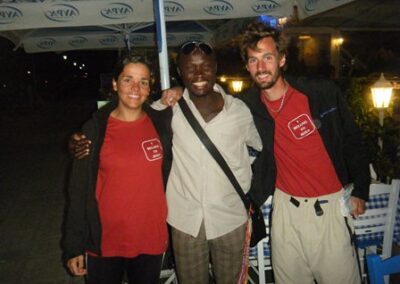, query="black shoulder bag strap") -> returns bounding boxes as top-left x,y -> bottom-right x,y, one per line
178,99 -> 251,211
